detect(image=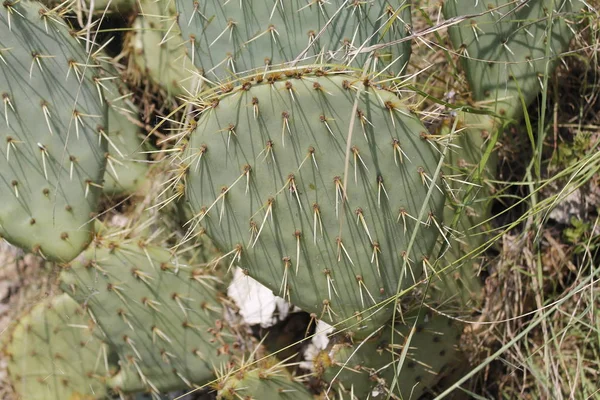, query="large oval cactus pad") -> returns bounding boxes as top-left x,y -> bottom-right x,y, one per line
184,73 -> 444,336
